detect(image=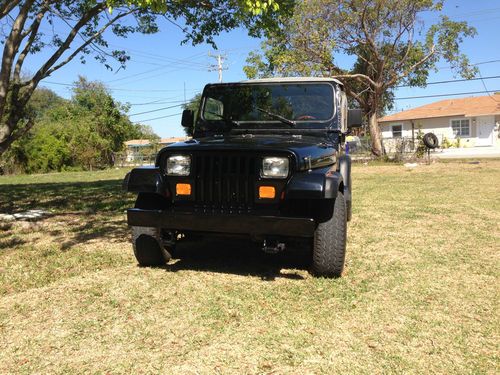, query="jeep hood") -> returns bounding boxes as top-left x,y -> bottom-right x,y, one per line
160,134 -> 337,171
